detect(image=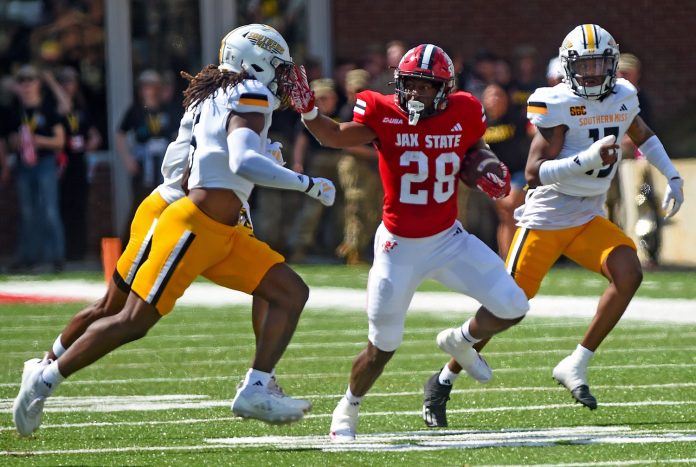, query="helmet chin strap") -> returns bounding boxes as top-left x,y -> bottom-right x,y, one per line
407,100 -> 424,126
